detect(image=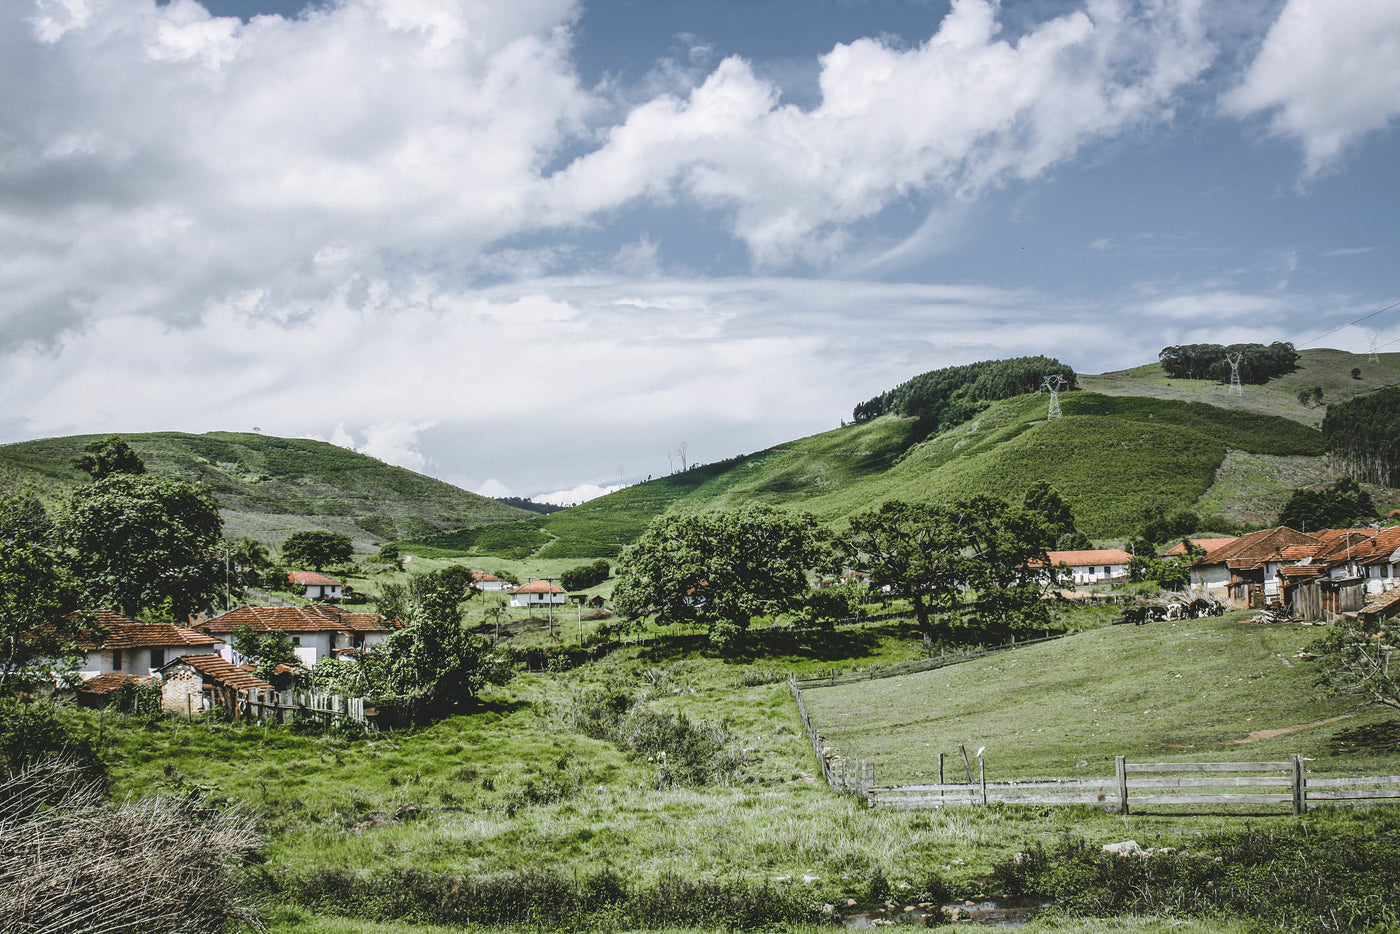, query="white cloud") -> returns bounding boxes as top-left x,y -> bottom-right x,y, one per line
550,0 -> 1214,266
537,482 -> 623,506
1222,0 -> 1400,175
